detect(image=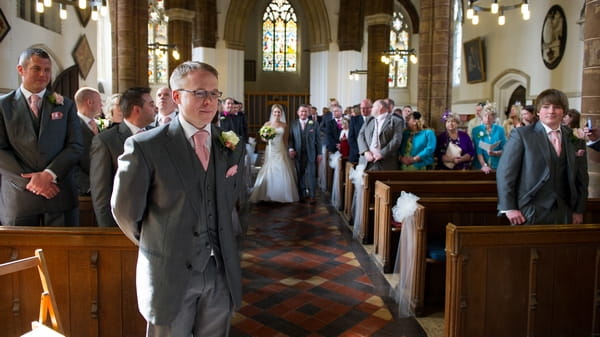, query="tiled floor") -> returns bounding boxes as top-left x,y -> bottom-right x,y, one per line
230,197 -> 429,337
